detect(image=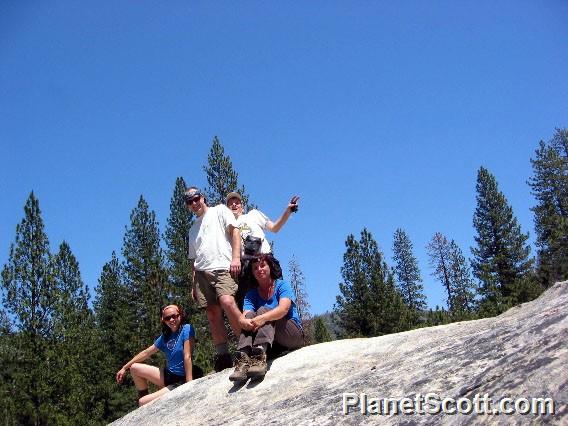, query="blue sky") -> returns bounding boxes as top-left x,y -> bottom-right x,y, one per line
1,1 -> 567,315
